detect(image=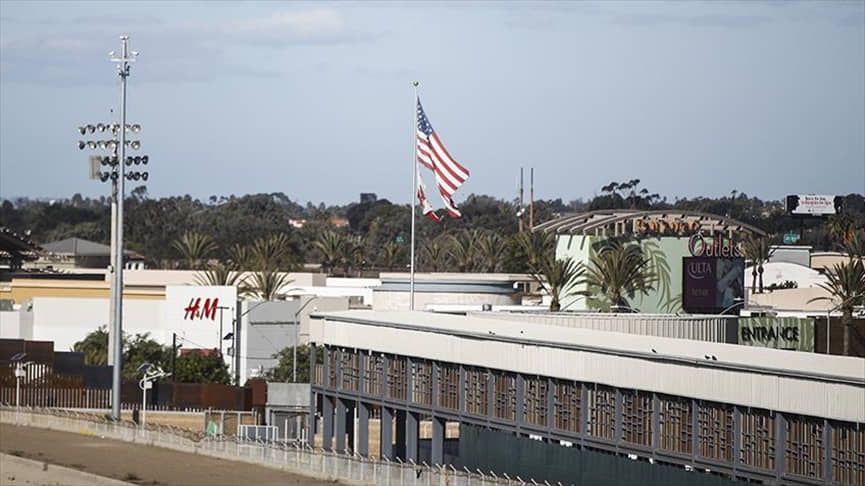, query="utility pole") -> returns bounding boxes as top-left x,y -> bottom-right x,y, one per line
529,167 -> 534,231
518,168 -> 524,233
171,333 -> 177,378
